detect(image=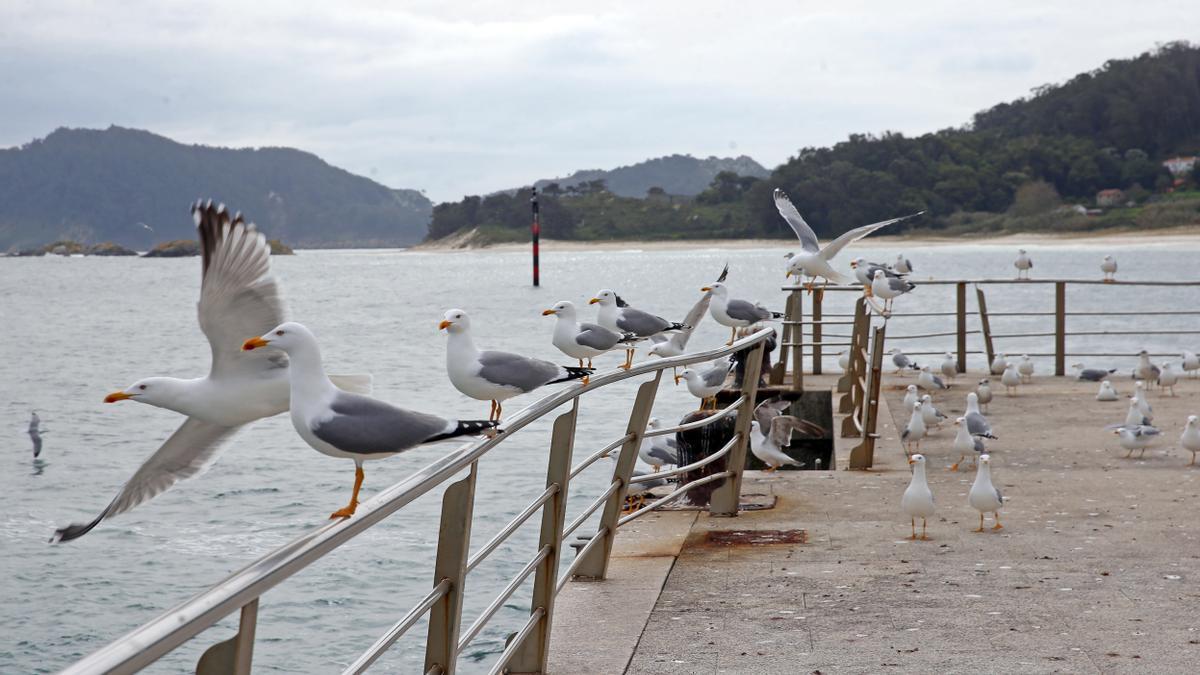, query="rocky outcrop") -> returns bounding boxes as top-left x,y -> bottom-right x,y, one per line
142,240 -> 200,257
